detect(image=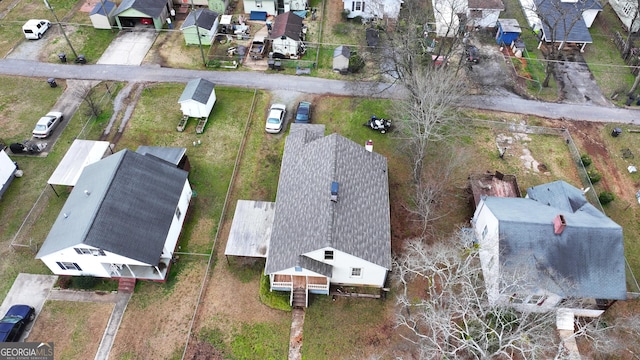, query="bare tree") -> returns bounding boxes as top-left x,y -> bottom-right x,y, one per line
573,311 -> 640,357
394,233 -> 562,359
74,81 -> 102,118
